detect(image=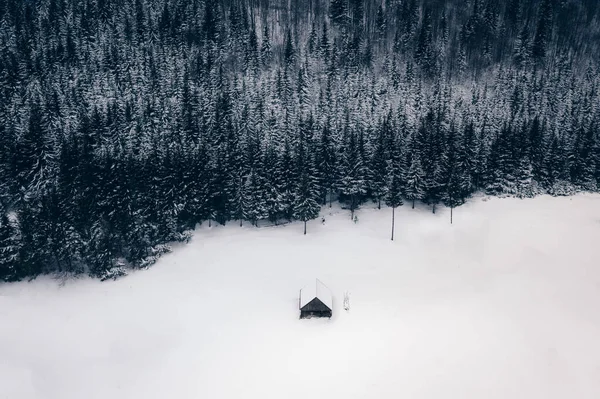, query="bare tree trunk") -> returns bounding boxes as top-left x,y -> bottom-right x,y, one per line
329,188 -> 332,208
391,207 -> 395,241
451,207 -> 453,224
208,219 -> 211,228
378,197 -> 381,209
432,203 -> 436,214
412,199 -> 415,209
240,219 -> 243,227
304,220 -> 307,235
